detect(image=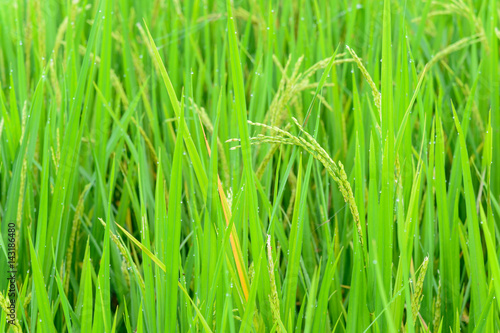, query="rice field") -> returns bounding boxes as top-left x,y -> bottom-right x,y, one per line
0,0 -> 499,332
